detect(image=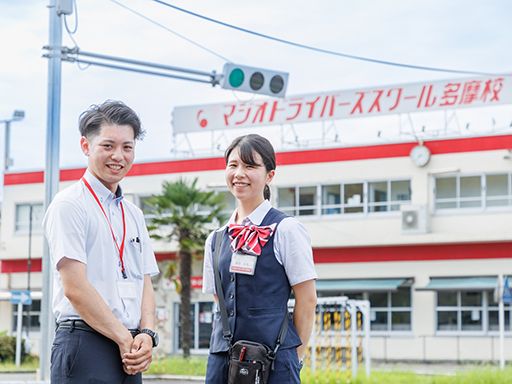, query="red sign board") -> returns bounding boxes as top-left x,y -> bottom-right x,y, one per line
191,275 -> 203,290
